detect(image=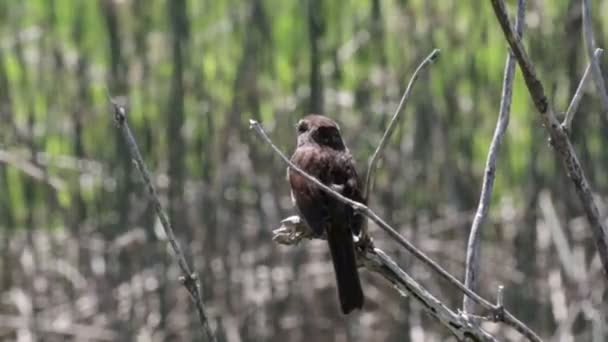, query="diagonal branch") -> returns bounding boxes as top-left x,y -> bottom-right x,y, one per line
462,0 -> 524,314
250,119 -> 541,342
273,216 -> 497,341
363,48 -> 440,200
489,0 -> 608,279
108,99 -> 217,342
582,0 -> 608,113
562,48 -> 604,132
